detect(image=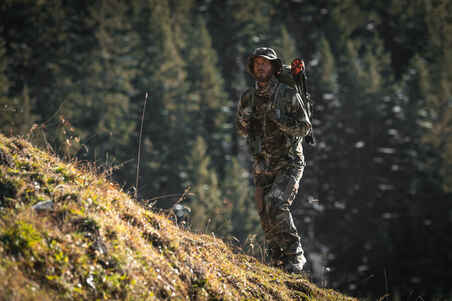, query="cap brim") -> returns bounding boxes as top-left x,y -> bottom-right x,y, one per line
254,54 -> 277,61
